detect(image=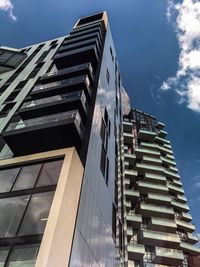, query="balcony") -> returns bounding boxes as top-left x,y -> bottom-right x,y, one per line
186,233 -> 199,245
179,242 -> 200,255
139,229 -> 180,248
135,148 -> 160,158
31,75 -> 92,100
142,156 -> 162,166
169,166 -> 178,173
19,91 -> 88,122
144,173 -> 166,184
155,136 -> 170,145
138,129 -> 156,142
127,243 -> 145,260
125,179 -> 130,188
156,122 -> 165,130
0,47 -> 27,73
168,183 -> 184,194
171,200 -> 189,212
39,63 -> 94,84
124,153 -> 136,164
125,189 -> 140,202
159,146 -> 173,155
71,21 -> 104,36
152,247 -> 184,266
176,194 -> 187,203
136,163 -> 164,175
63,32 -> 103,49
137,203 -> 174,219
68,27 -> 103,42
58,38 -> 101,56
124,170 -> 138,183
123,132 -> 133,143
166,154 -> 175,161
146,193 -> 171,205
123,121 -> 132,132
181,212 -> 192,222
3,110 -> 84,156
165,170 -> 180,180
136,181 -> 168,194
158,130 -> 167,138
161,157 -> 176,167
140,142 -> 159,151
176,219 -> 195,233
148,217 -> 177,233
54,45 -> 99,71
173,180 -> 183,187
126,213 -> 142,229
